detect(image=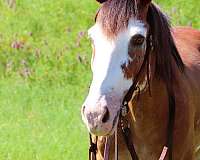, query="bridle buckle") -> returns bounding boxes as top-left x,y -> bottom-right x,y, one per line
121,101 -> 129,117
